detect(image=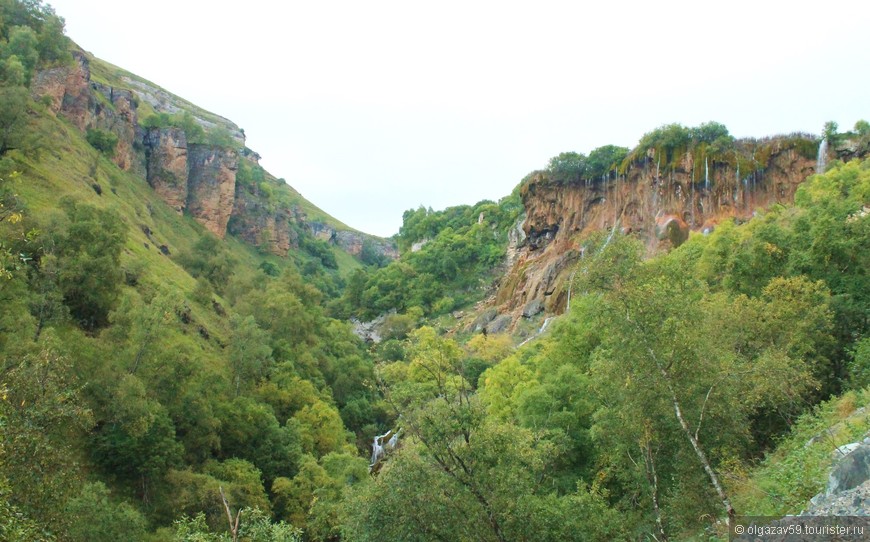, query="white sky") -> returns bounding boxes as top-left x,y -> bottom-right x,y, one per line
49,0 -> 870,237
